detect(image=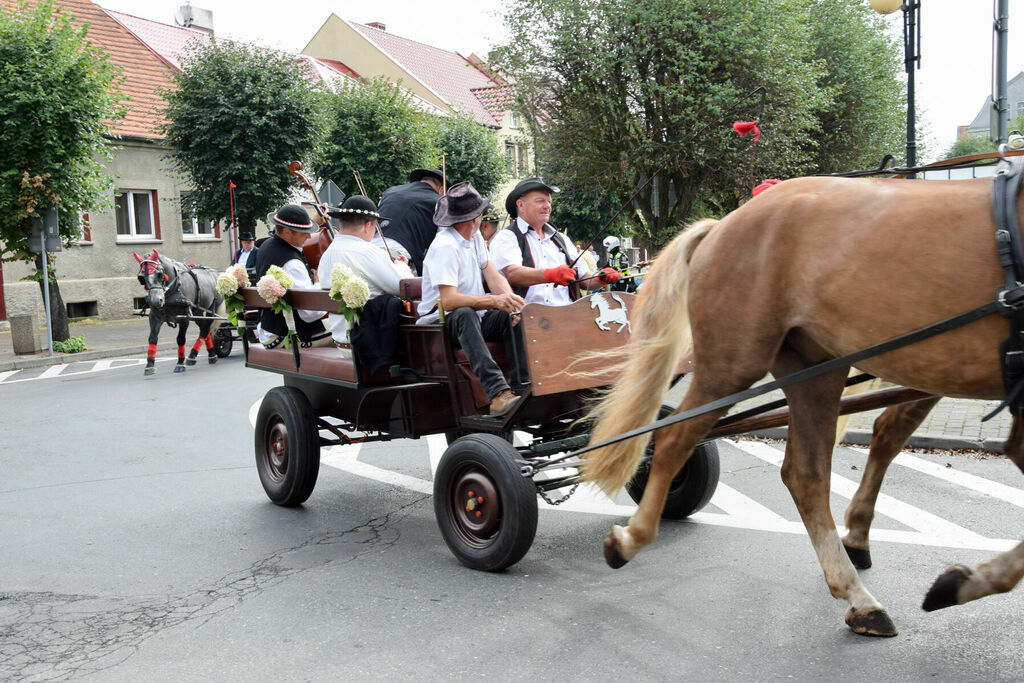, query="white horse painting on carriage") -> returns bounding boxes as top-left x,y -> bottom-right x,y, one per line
591,292 -> 631,333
